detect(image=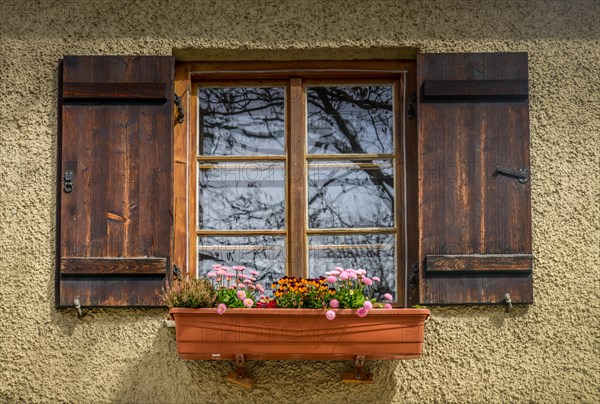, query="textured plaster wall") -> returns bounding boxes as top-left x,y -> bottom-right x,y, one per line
0,0 -> 598,402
